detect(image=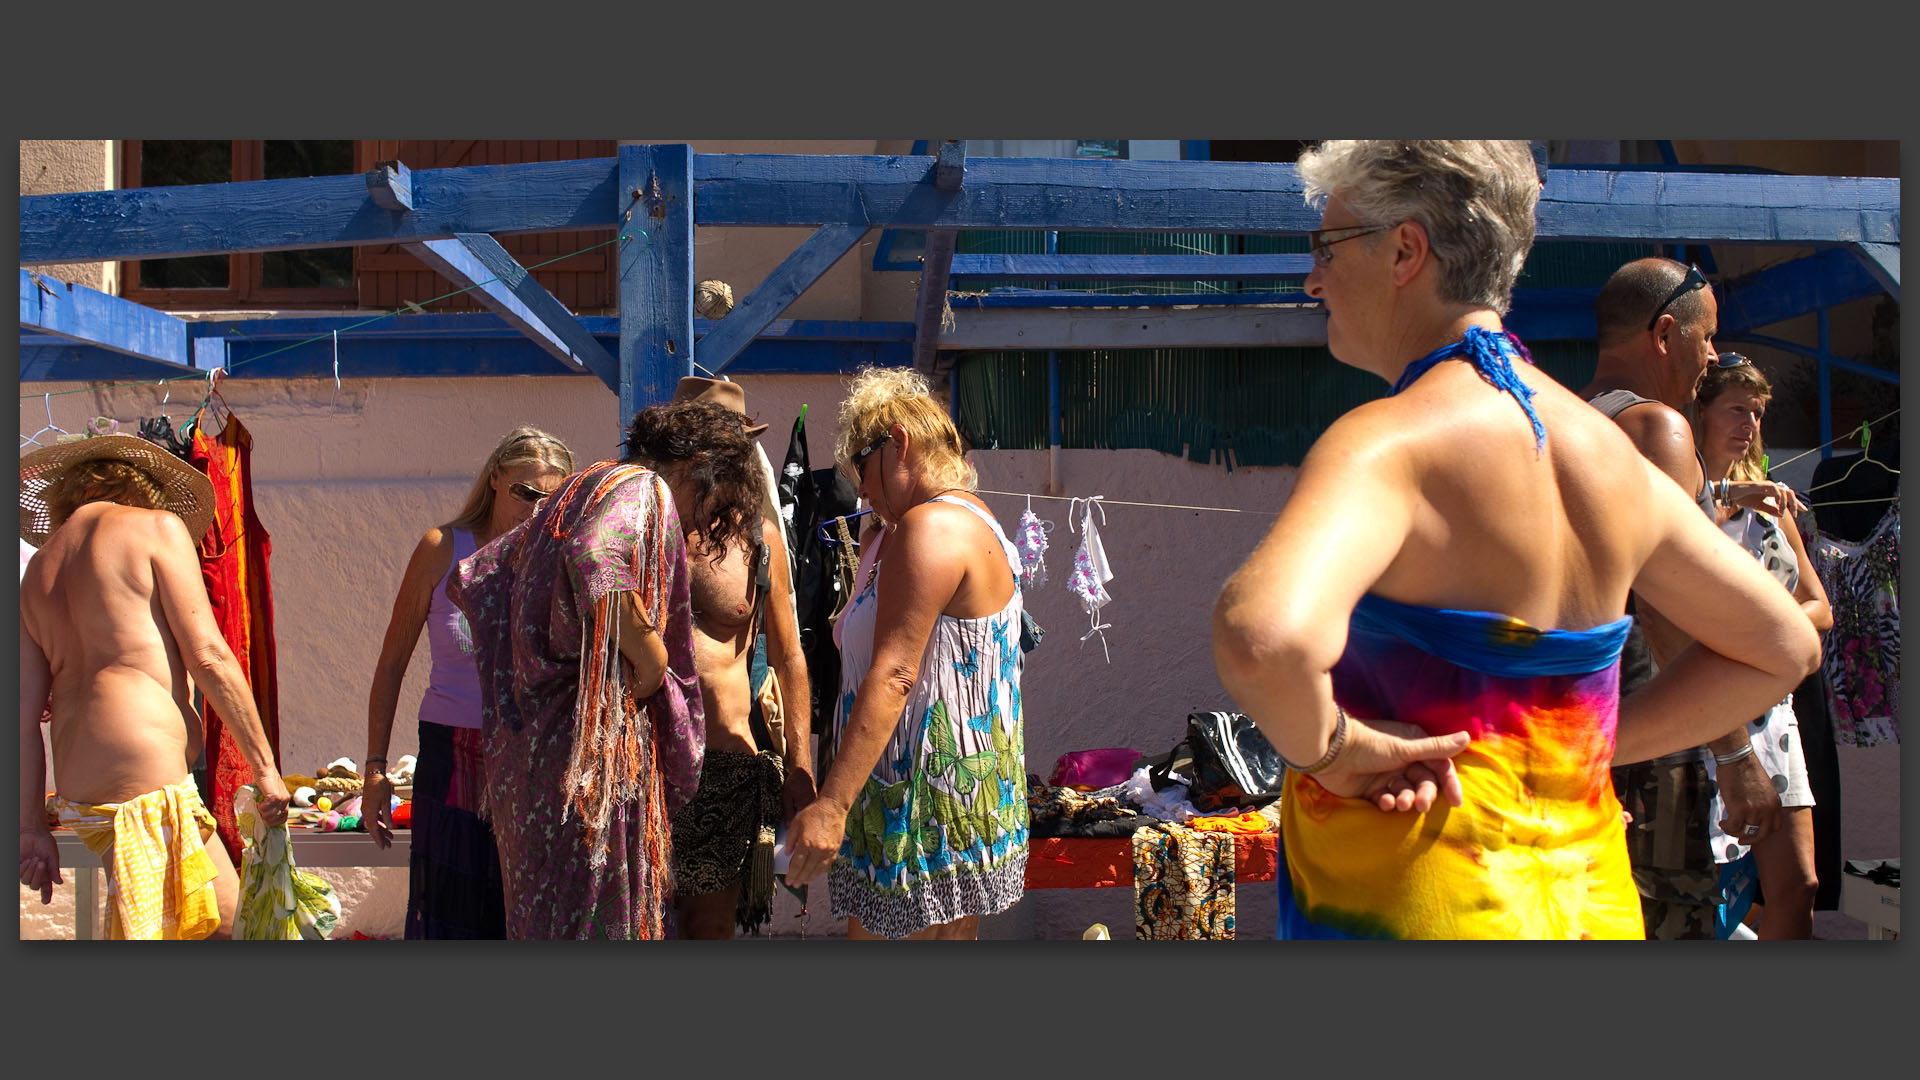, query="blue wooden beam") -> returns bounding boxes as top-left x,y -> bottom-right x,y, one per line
618,145 -> 694,426
403,233 -> 618,389
20,157 -> 620,264
1717,332 -> 1899,385
1715,247 -> 1887,336
700,223 -> 870,375
365,160 -> 413,211
20,157 -> 1902,266
18,269 -> 196,370
948,254 -> 1316,280
1850,242 -> 1900,302
934,140 -> 967,191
